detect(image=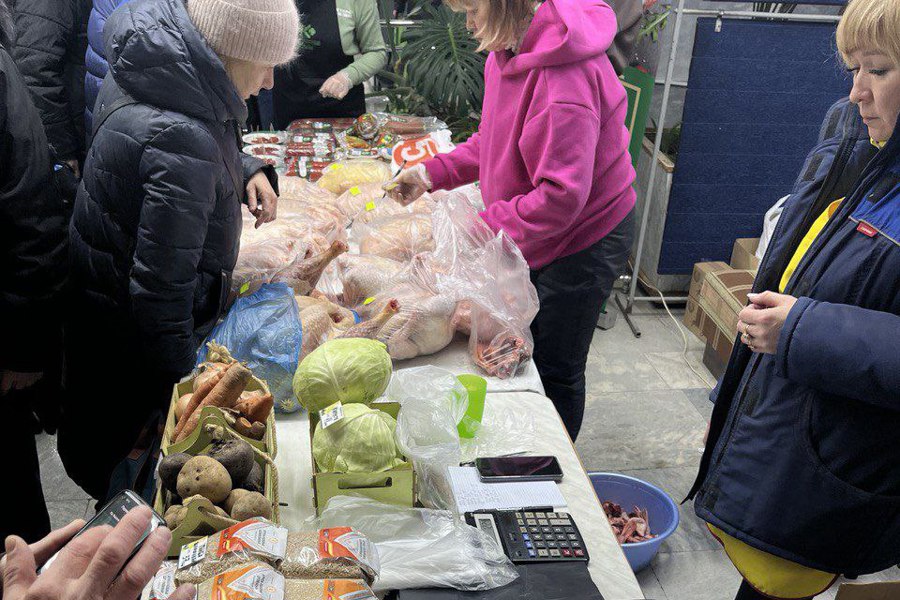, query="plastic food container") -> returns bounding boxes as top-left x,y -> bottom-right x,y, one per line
588,472 -> 680,572
242,131 -> 287,145
243,143 -> 285,158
